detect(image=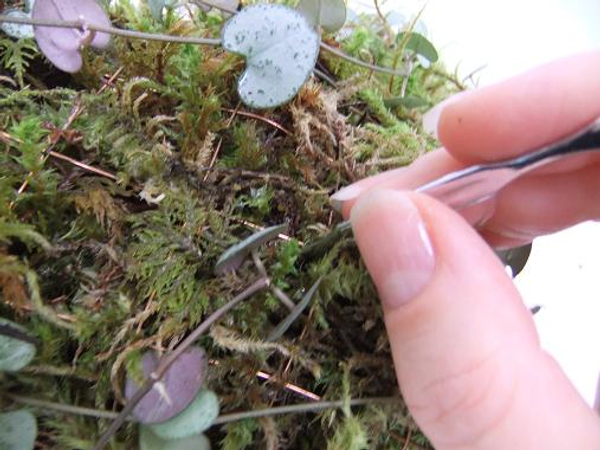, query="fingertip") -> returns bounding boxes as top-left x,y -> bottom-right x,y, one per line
438,50 -> 600,163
